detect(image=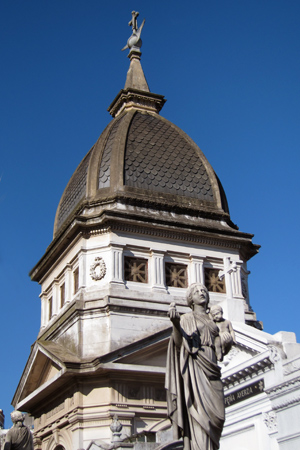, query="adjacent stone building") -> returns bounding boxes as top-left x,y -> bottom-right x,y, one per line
12,19 -> 300,450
